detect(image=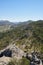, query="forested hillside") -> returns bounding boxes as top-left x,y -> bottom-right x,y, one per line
0,20 -> 43,65
0,20 -> 43,54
